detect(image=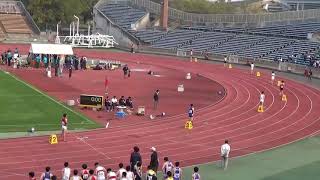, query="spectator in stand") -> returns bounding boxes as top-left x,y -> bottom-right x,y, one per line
107,168 -> 117,180
70,169 -> 83,180
105,96 -> 112,112
40,166 -> 53,180
126,166 -> 134,180
95,162 -> 106,180
88,169 -> 97,180
111,96 -> 118,111
173,162 -> 182,180
134,162 -> 142,180
82,164 -> 90,180
126,97 -> 134,109
119,96 -> 126,106
162,157 -> 174,179
35,55 -> 41,68
130,146 -> 142,172
117,163 -> 126,180
62,162 -> 71,180
29,171 -> 36,180
149,147 -> 159,173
